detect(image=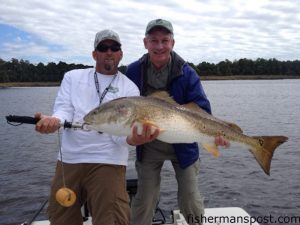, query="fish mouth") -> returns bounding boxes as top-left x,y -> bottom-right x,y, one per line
81,122 -> 90,128
81,122 -> 95,132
